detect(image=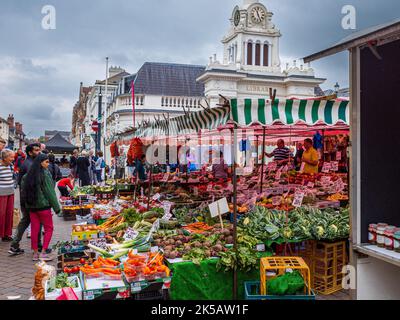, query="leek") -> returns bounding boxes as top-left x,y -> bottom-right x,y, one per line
88,244 -> 113,257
